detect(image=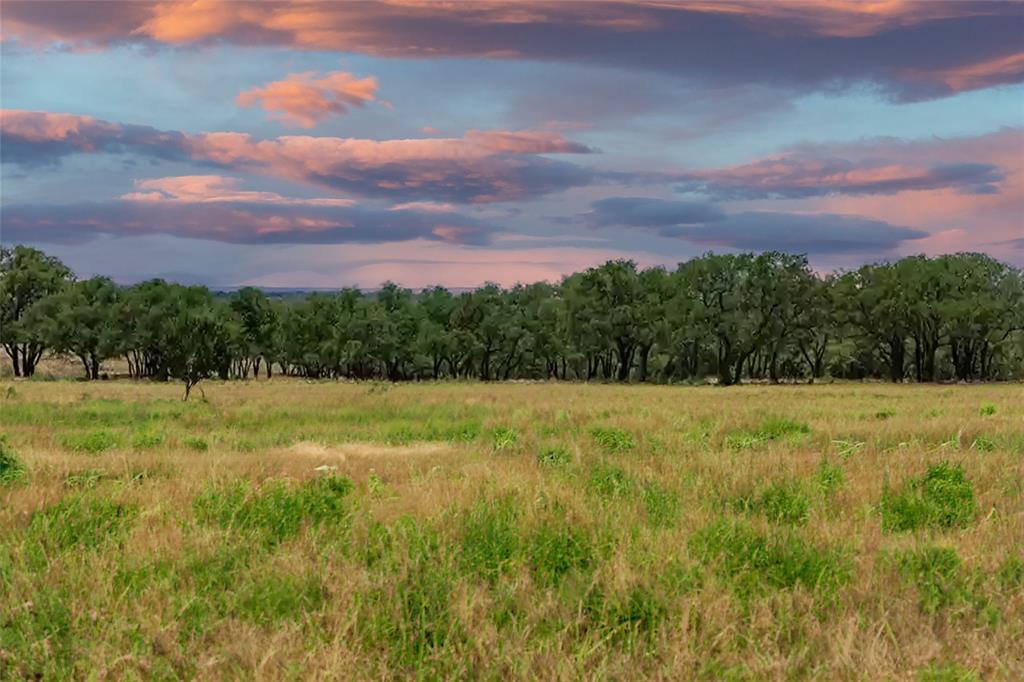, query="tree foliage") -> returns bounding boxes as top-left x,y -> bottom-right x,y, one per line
3,247 -> 1022,391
